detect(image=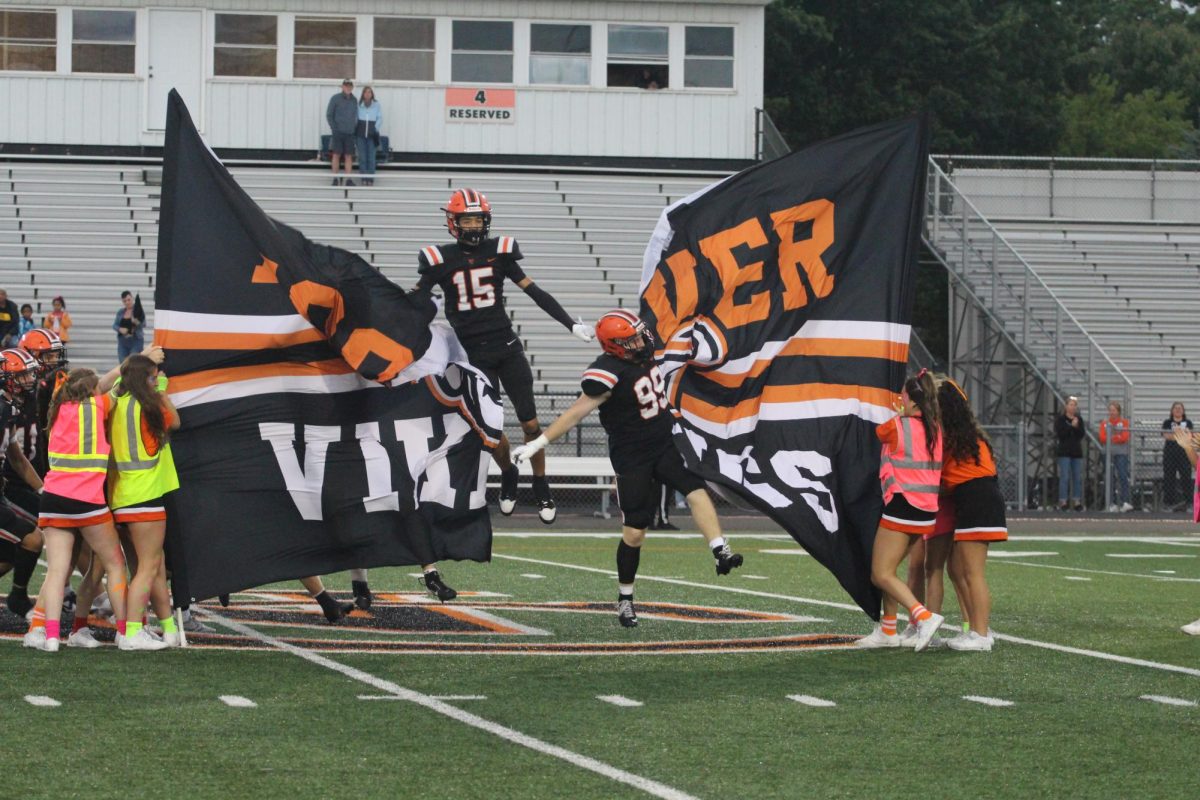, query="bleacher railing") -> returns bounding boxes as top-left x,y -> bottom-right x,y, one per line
925,159 -> 1135,430
754,108 -> 791,162
932,154 -> 1200,223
